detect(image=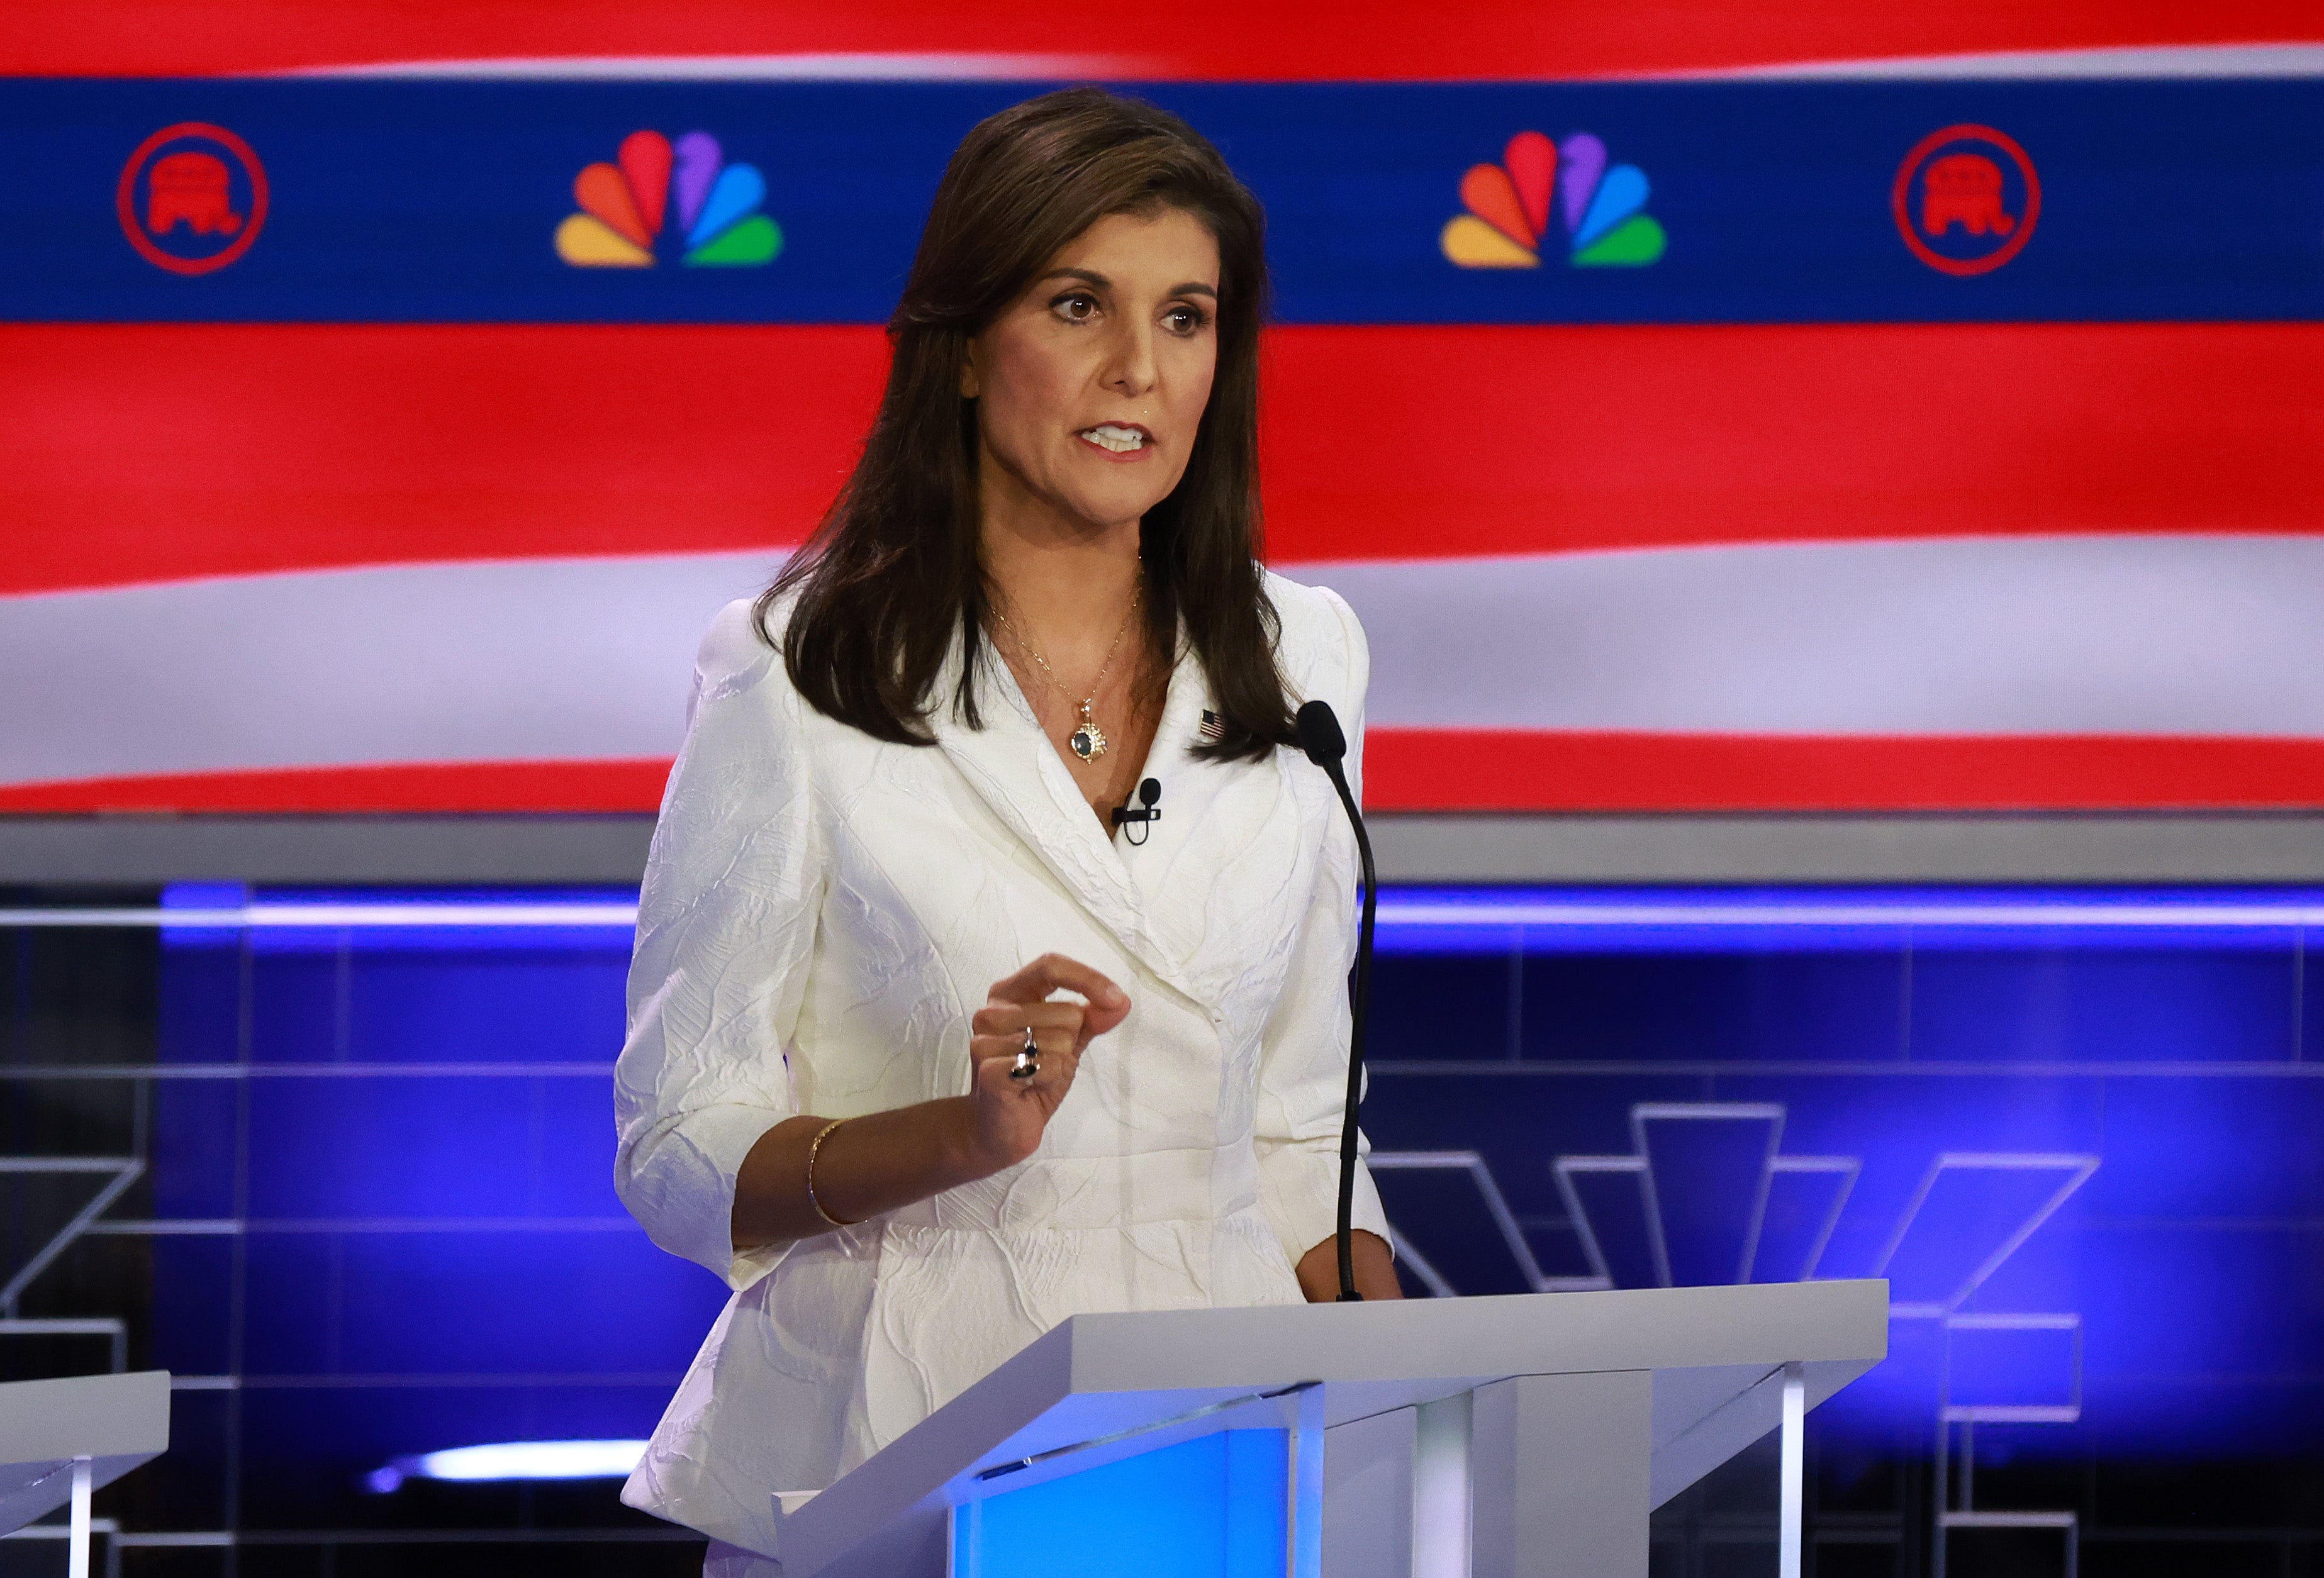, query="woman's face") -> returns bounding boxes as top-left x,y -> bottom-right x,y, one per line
963,205 -> 1221,535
